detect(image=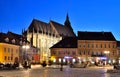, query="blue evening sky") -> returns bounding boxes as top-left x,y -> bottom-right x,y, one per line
0,0 -> 120,40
